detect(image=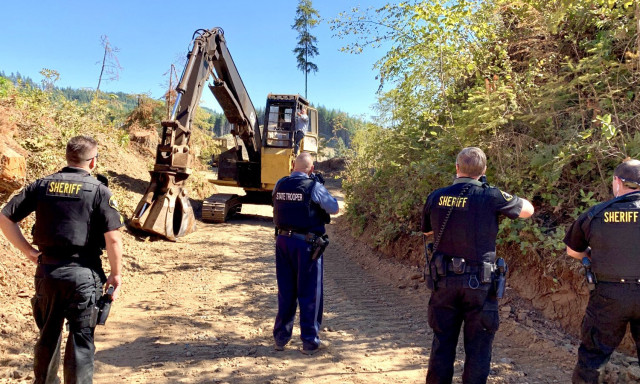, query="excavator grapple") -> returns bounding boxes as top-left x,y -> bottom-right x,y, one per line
131,172 -> 197,240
